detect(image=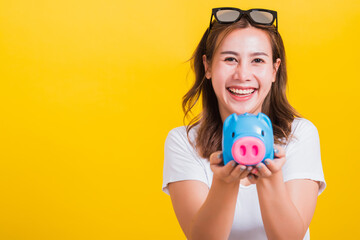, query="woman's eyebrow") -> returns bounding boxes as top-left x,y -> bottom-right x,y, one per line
220,51 -> 270,57
250,52 -> 269,57
220,51 -> 239,56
